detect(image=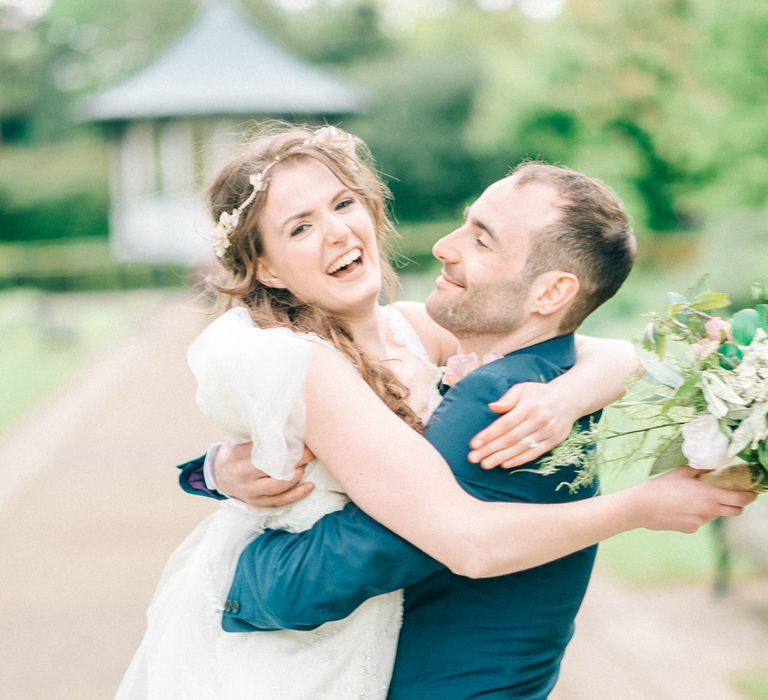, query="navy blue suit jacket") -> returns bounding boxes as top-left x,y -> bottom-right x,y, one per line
178,334 -> 599,699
